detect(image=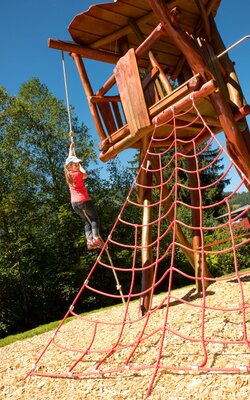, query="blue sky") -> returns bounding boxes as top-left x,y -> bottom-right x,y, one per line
1,0 -> 250,191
